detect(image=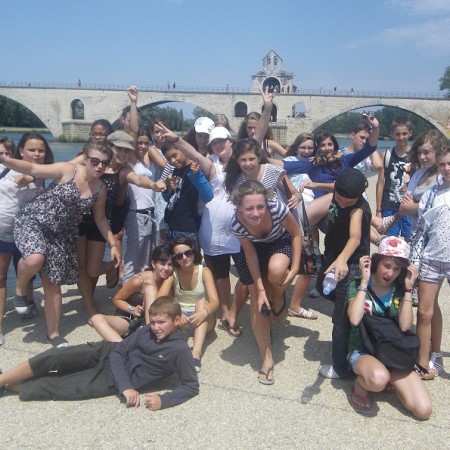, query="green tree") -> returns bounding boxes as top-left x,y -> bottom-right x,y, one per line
192,107 -> 214,120
439,66 -> 450,98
